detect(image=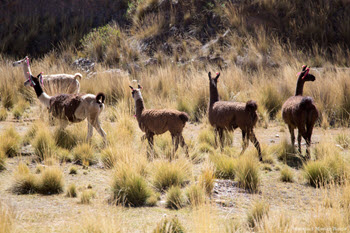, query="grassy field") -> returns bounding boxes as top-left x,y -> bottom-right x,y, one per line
1,0 -> 350,232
